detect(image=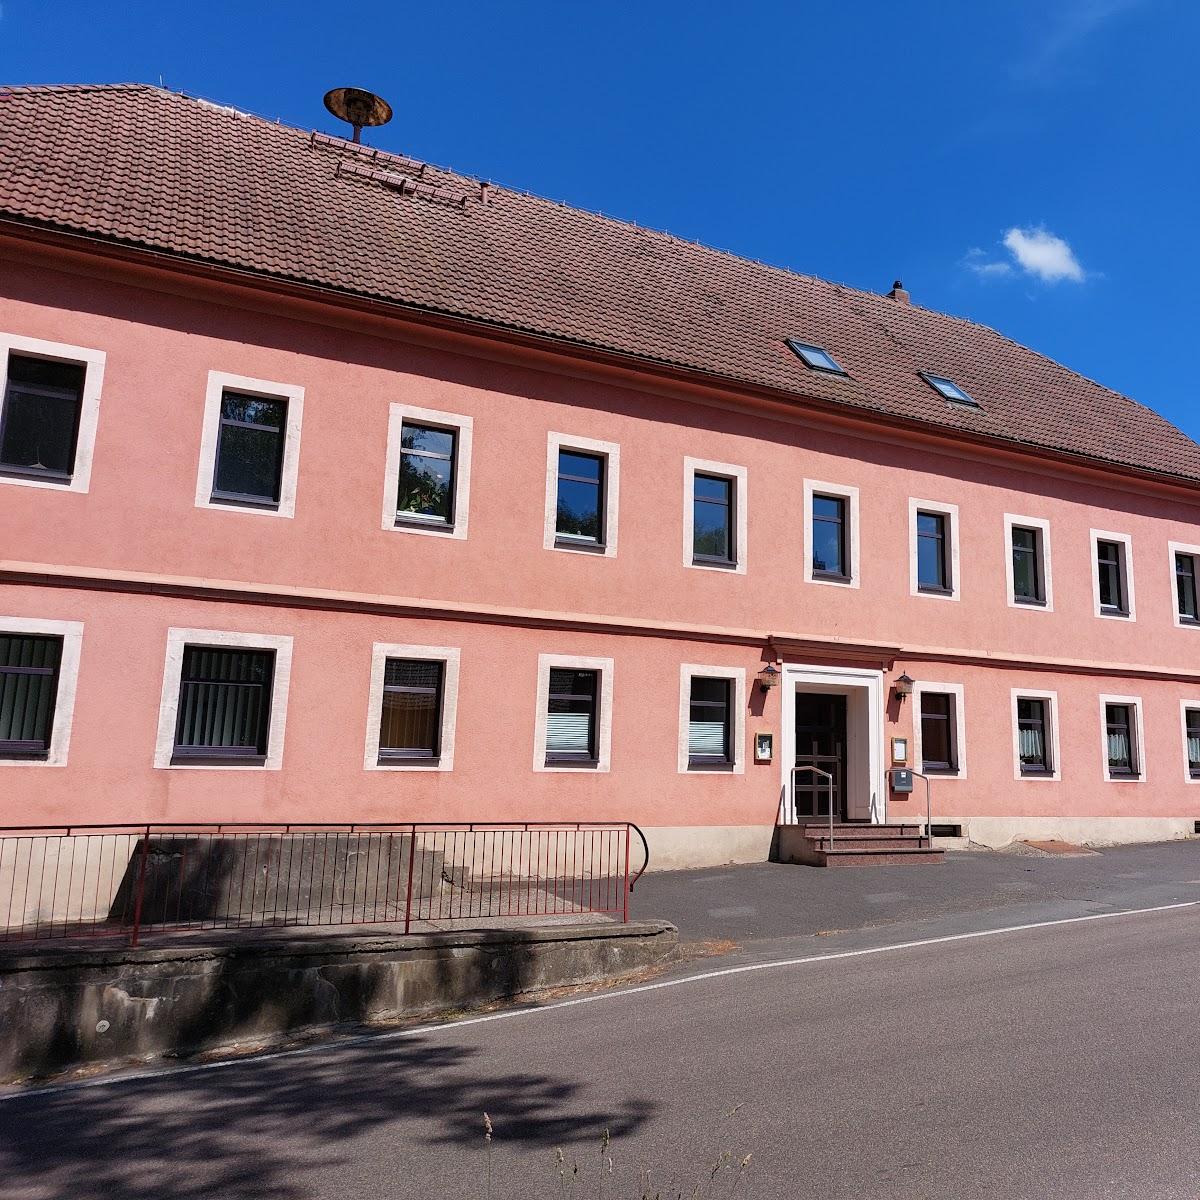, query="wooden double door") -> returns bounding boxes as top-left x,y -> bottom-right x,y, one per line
793,692 -> 847,819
